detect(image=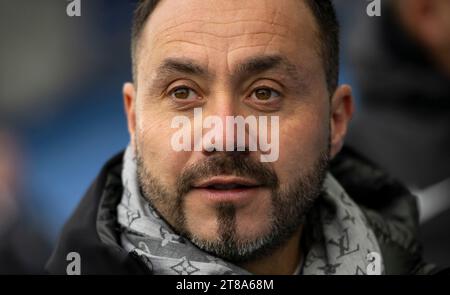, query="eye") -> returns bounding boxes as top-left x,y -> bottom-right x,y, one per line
250,87 -> 280,101
169,86 -> 200,100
